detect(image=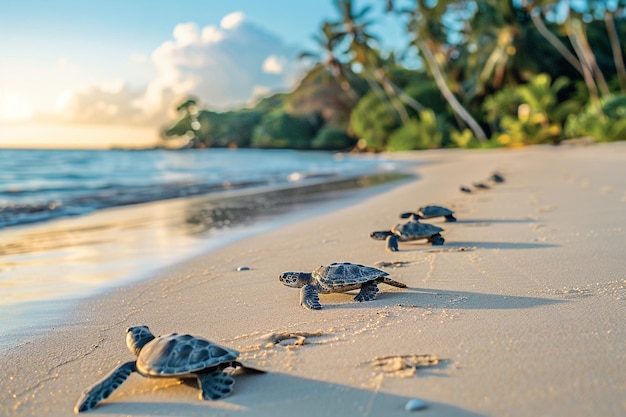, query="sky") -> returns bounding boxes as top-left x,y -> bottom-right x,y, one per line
0,0 -> 409,148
